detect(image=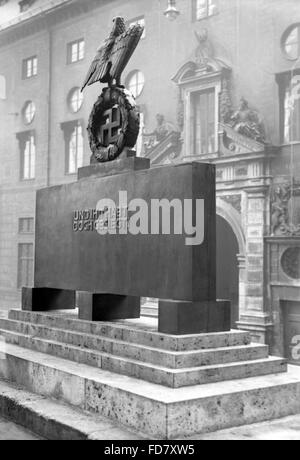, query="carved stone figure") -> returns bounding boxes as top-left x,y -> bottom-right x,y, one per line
229,98 -> 266,144
271,183 -> 300,236
81,17 -> 144,163
144,114 -> 175,151
220,79 -> 233,124
194,29 -> 213,68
